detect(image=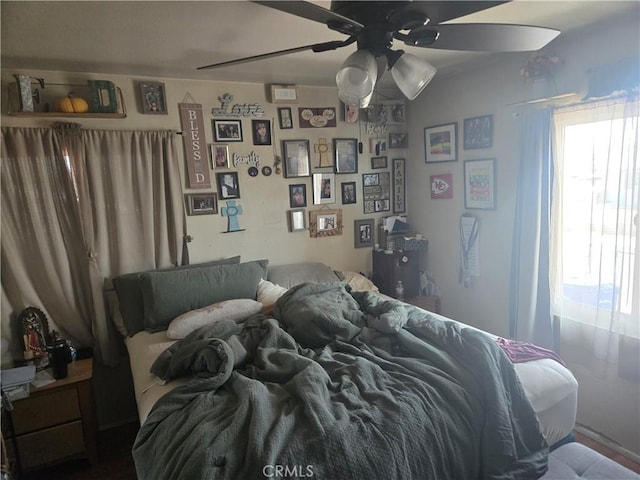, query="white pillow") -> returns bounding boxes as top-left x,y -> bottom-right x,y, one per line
340,271 -> 379,292
257,279 -> 288,307
166,299 -> 263,339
